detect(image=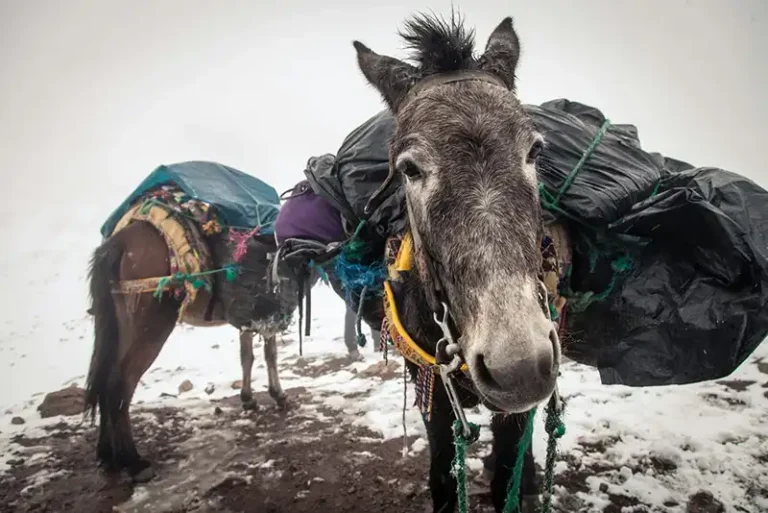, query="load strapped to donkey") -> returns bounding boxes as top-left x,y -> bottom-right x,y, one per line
284,98 -> 768,389
99,161 -> 299,331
